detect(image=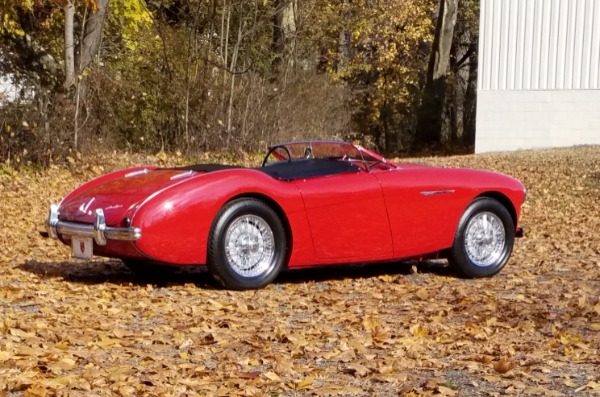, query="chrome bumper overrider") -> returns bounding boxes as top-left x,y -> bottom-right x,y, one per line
45,204 -> 141,246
